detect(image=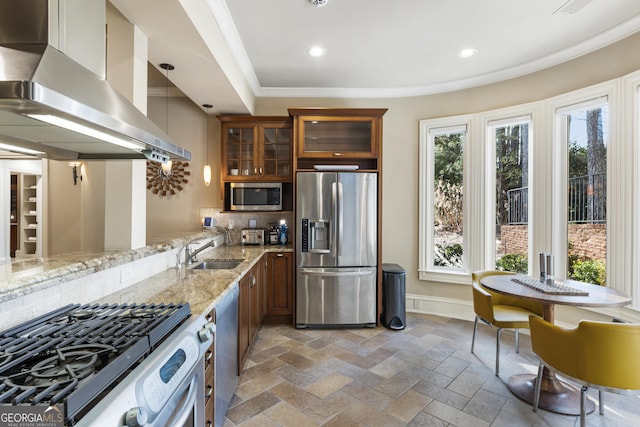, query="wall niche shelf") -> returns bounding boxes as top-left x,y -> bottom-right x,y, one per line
15,174 -> 41,259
